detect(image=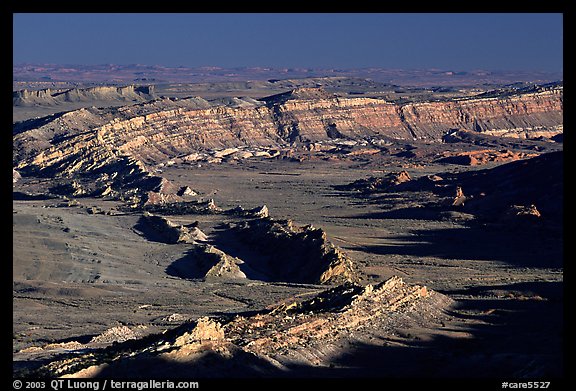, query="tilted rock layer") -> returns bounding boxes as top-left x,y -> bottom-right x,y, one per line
13,87 -> 562,204
14,87 -> 562,168
13,85 -> 156,107
21,276 -> 450,378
